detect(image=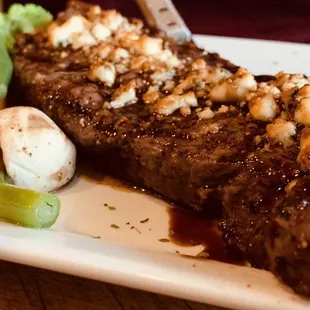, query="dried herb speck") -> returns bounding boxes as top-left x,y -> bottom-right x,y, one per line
140,218 -> 149,224
158,238 -> 170,243
175,250 -> 180,254
130,226 -> 141,234
103,203 -> 116,211
111,224 -> 119,229
196,250 -> 209,259
125,222 -> 130,225
92,236 -> 101,239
